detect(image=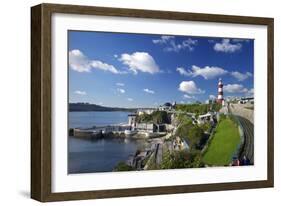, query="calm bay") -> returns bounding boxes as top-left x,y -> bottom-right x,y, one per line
68,111 -> 147,173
